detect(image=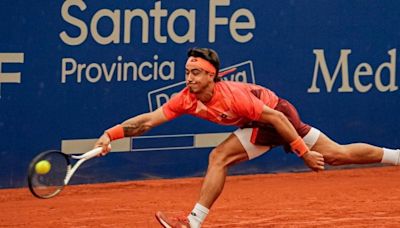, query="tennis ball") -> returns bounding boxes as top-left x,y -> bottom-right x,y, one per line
35,160 -> 51,175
